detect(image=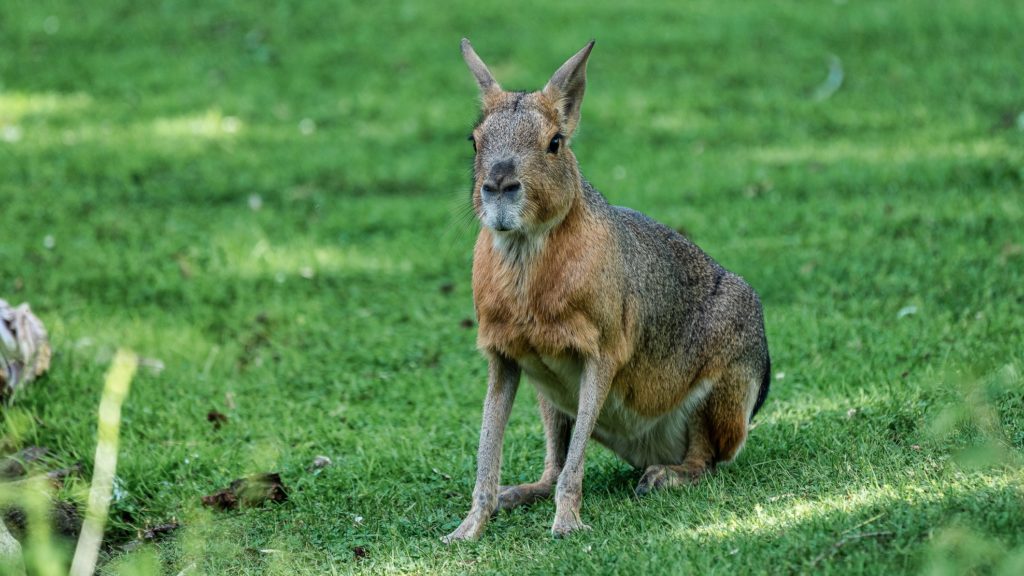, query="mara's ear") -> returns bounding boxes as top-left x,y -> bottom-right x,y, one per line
461,38 -> 501,98
543,40 -> 595,137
